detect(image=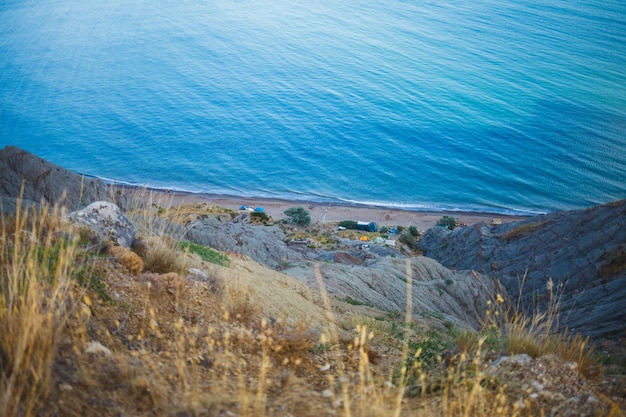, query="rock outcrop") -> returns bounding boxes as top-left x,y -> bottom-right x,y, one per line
285,256 -> 501,330
418,200 -> 626,338
69,201 -> 137,248
184,216 -> 301,269
0,146 -> 110,214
